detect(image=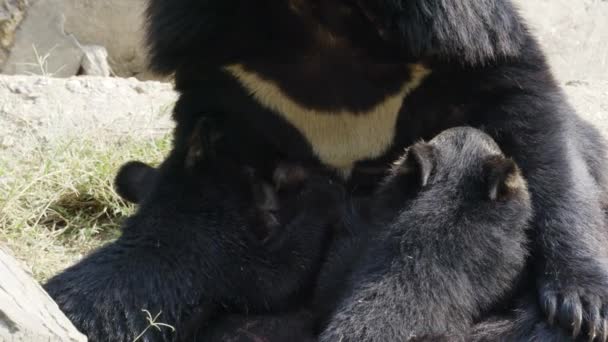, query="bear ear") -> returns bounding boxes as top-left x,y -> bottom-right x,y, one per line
114,161 -> 158,204
484,155 -> 526,201
399,142 -> 435,188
